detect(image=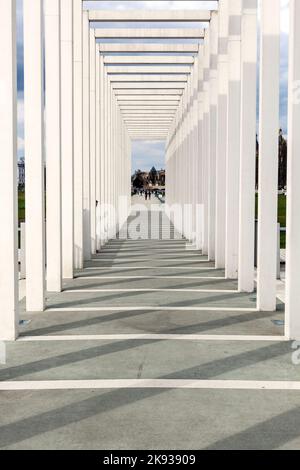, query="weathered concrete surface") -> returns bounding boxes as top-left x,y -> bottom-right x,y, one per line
1,338 -> 295,382
1,389 -> 300,450
0,207 -> 291,450
19,308 -> 283,337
